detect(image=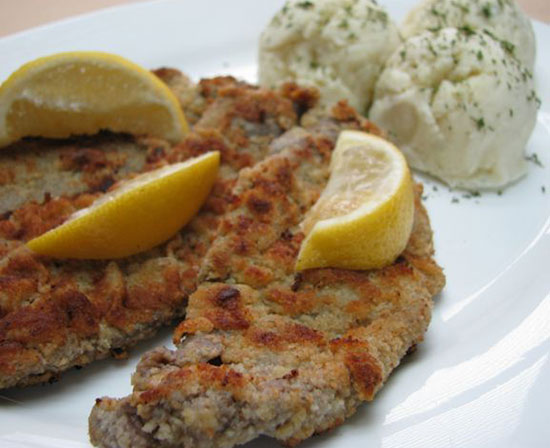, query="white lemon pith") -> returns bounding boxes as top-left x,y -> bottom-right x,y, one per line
0,51 -> 188,147
296,131 -> 414,271
26,151 -> 220,259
